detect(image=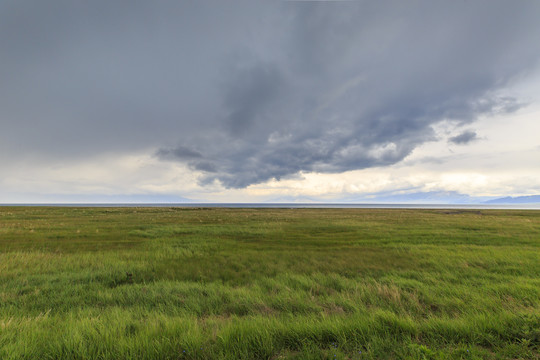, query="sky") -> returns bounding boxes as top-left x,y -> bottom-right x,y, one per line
1,0 -> 540,203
